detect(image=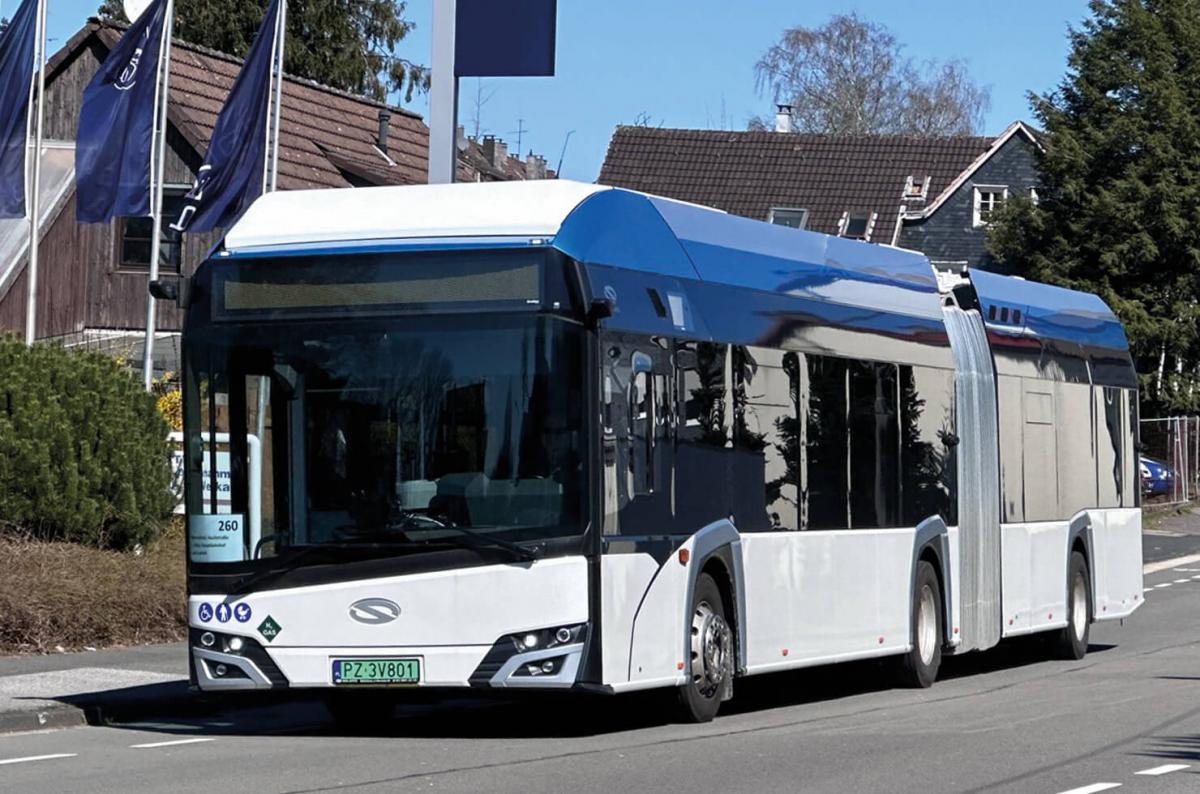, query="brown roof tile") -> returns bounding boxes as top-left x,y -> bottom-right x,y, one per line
598,126 -> 995,243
